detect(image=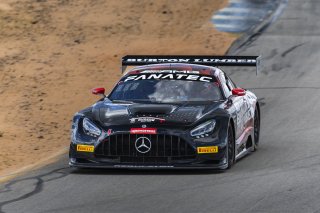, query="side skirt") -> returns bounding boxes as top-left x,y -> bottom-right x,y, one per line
235,126 -> 254,161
